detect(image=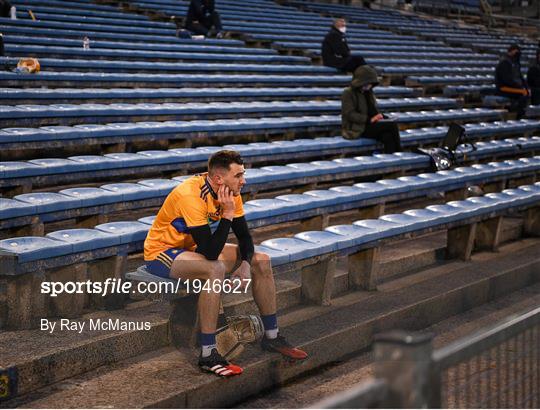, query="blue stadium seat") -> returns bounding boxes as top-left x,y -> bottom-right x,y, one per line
59,187 -> 123,206
95,221 -> 150,243
14,192 -> 81,213
0,198 -> 37,219
46,229 -> 121,252
294,231 -> 341,254
100,183 -> 160,201
483,95 -> 512,107
0,236 -> 73,263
